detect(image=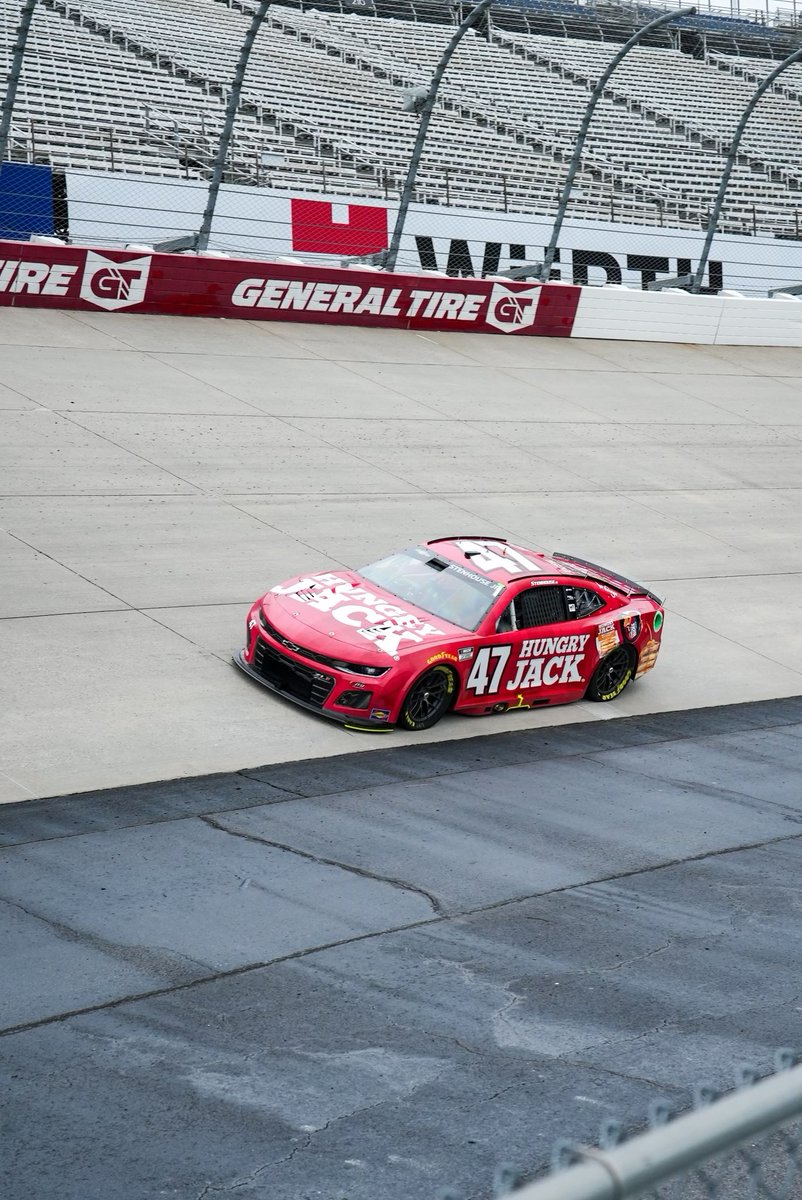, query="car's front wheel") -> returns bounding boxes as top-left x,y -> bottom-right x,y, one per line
586,646 -> 635,702
398,665 -> 456,731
